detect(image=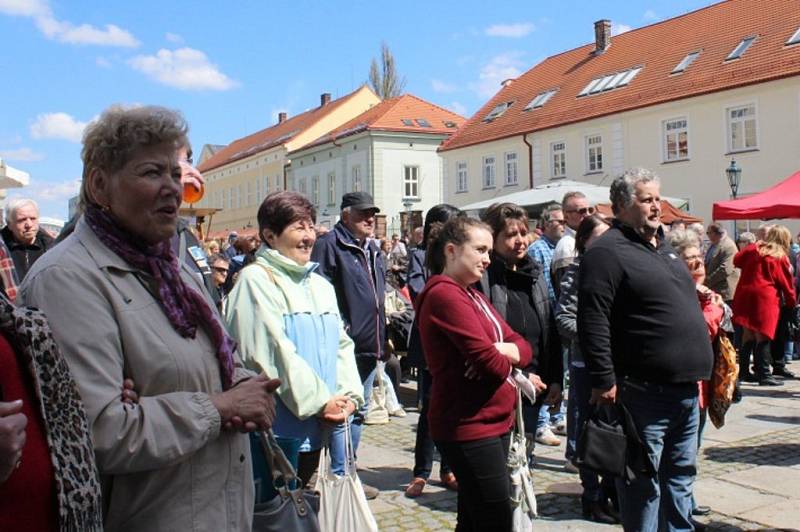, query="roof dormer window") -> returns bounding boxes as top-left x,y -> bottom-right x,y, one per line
578,66 -> 642,97
524,89 -> 558,110
671,51 -> 701,74
726,36 -> 756,61
786,27 -> 800,46
401,119 -> 414,126
483,101 -> 513,122
415,118 -> 432,127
